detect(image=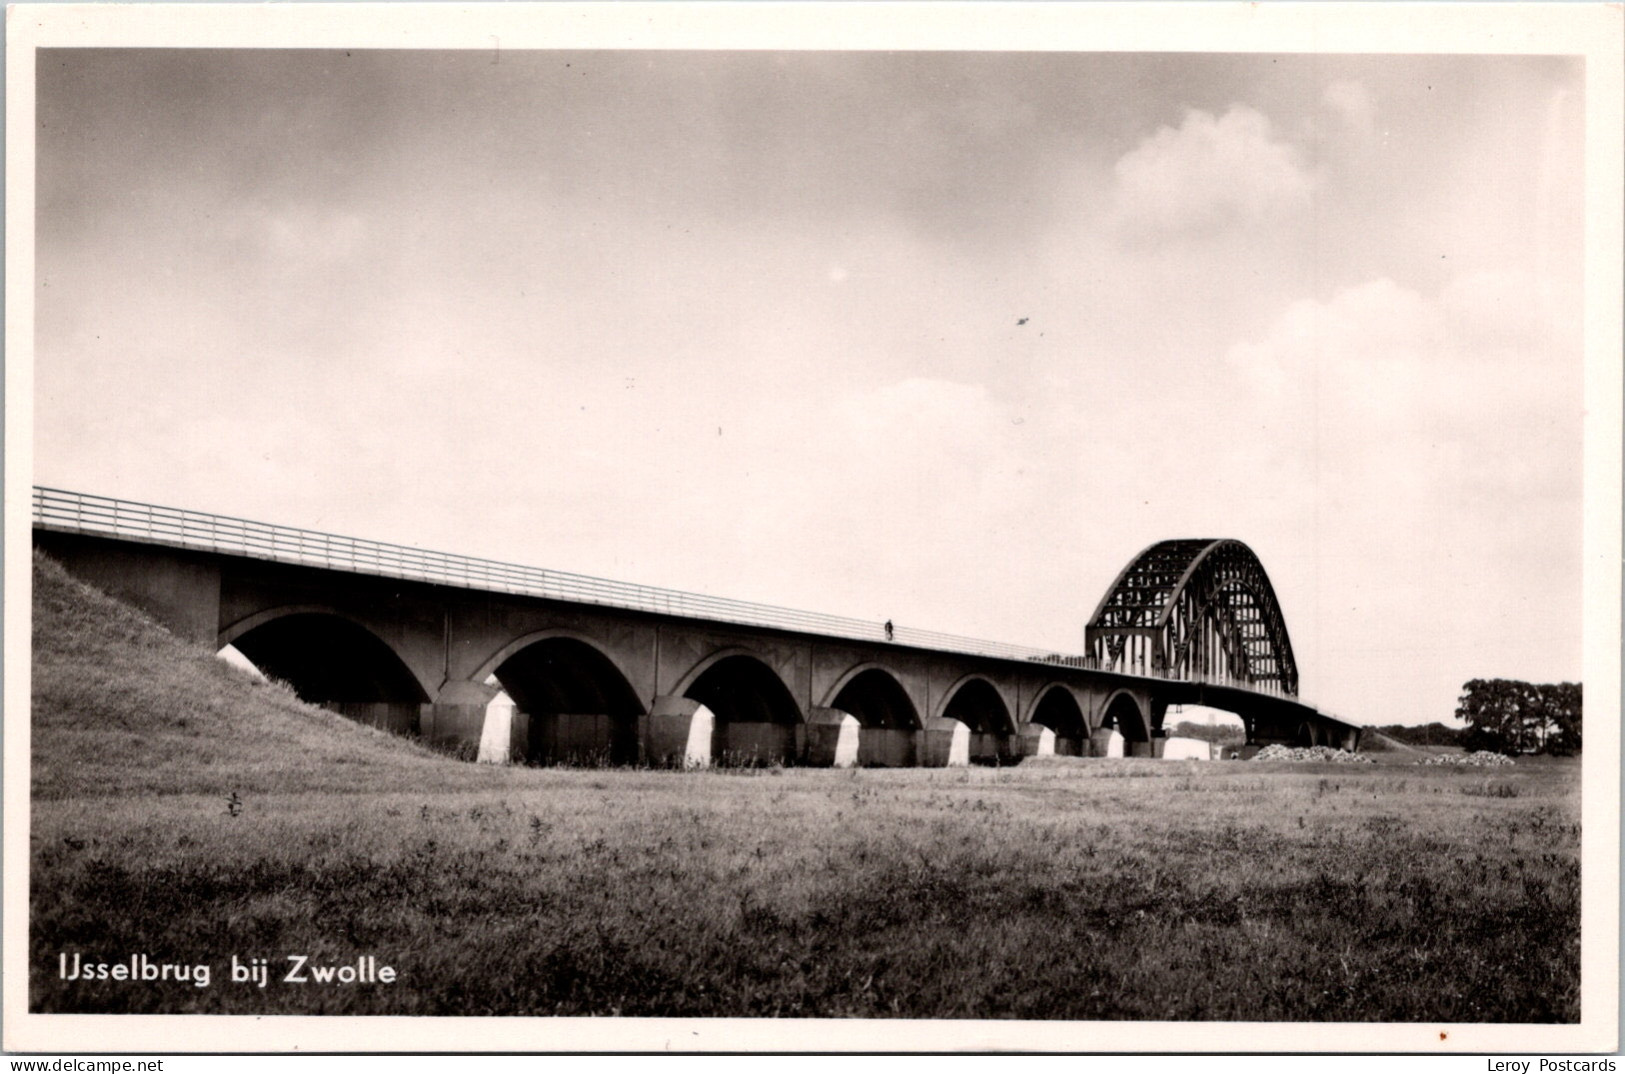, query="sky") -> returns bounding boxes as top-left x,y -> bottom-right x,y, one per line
32,48 -> 1586,726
